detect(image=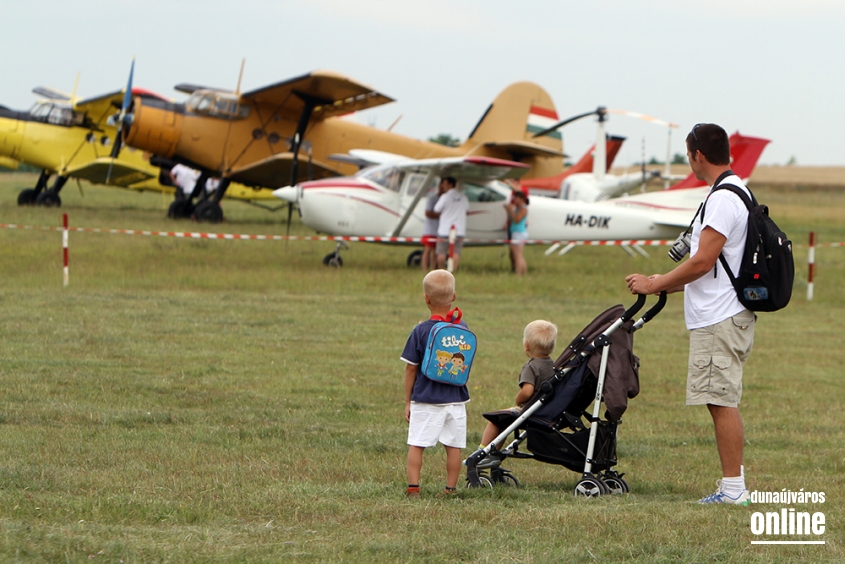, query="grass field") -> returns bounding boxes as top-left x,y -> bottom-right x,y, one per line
1,173 -> 843,562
